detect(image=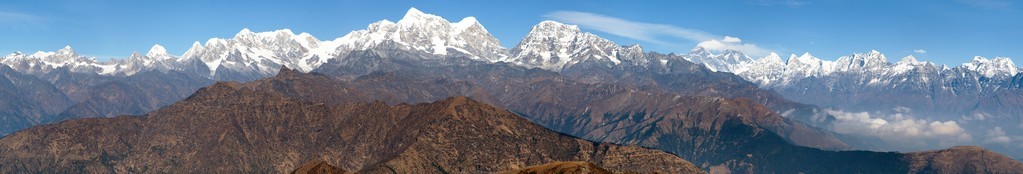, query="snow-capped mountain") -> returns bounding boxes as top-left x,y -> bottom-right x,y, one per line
717,50 -> 1021,88
963,56 -> 1018,78
507,21 -> 646,71
331,7 -> 507,62
694,48 -> 1023,120
684,47 -> 752,72
0,46 -> 122,75
180,28 -> 332,79
1,8 -> 653,79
